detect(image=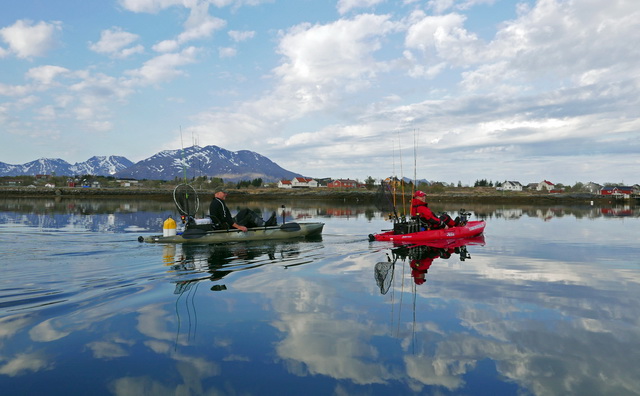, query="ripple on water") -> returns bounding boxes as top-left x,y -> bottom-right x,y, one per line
0,228 -> 165,314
